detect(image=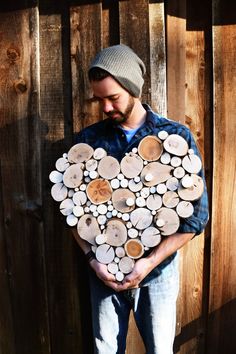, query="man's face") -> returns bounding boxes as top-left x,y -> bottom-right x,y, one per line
91,76 -> 135,124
